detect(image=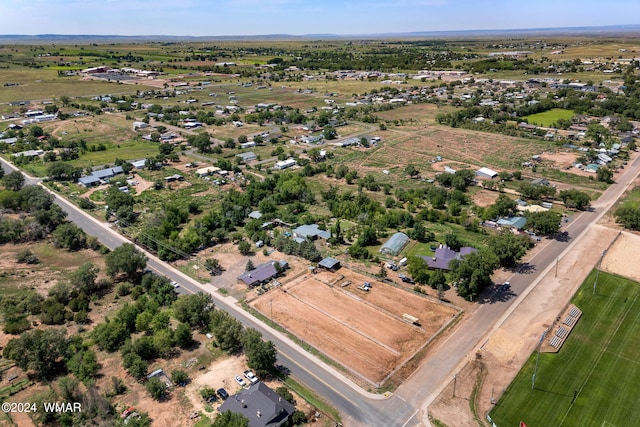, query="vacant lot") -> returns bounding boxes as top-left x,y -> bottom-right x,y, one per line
490,270 -> 640,427
251,268 -> 459,386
